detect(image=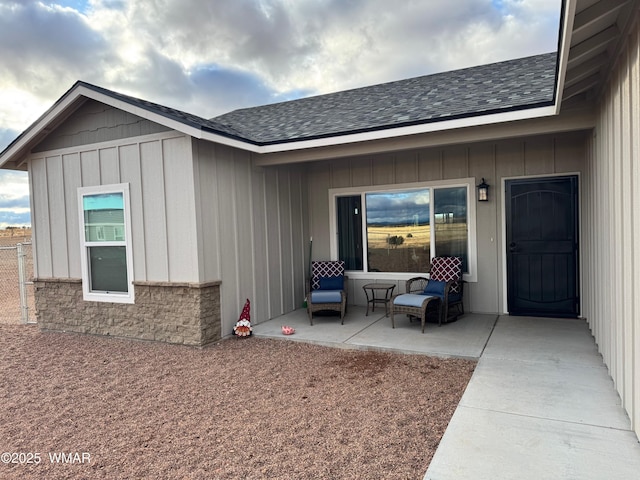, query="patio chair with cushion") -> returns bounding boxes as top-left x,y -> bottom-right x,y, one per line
389,256 -> 464,332
307,260 -> 347,325
429,256 -> 464,322
390,277 -> 444,333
